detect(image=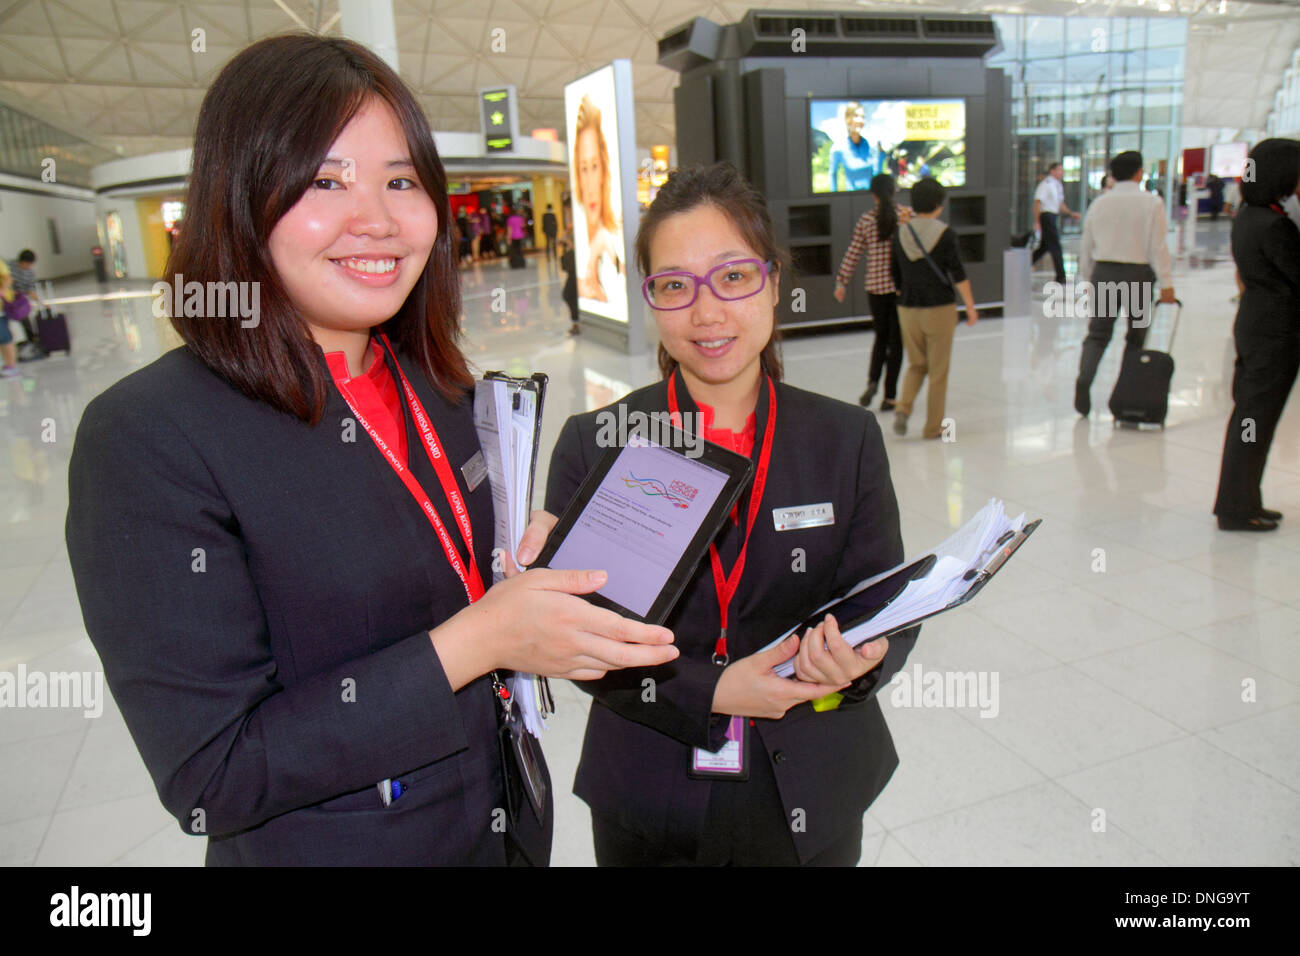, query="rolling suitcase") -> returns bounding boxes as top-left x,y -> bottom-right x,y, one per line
1108,298 -> 1180,427
36,307 -> 70,355
33,280 -> 70,356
